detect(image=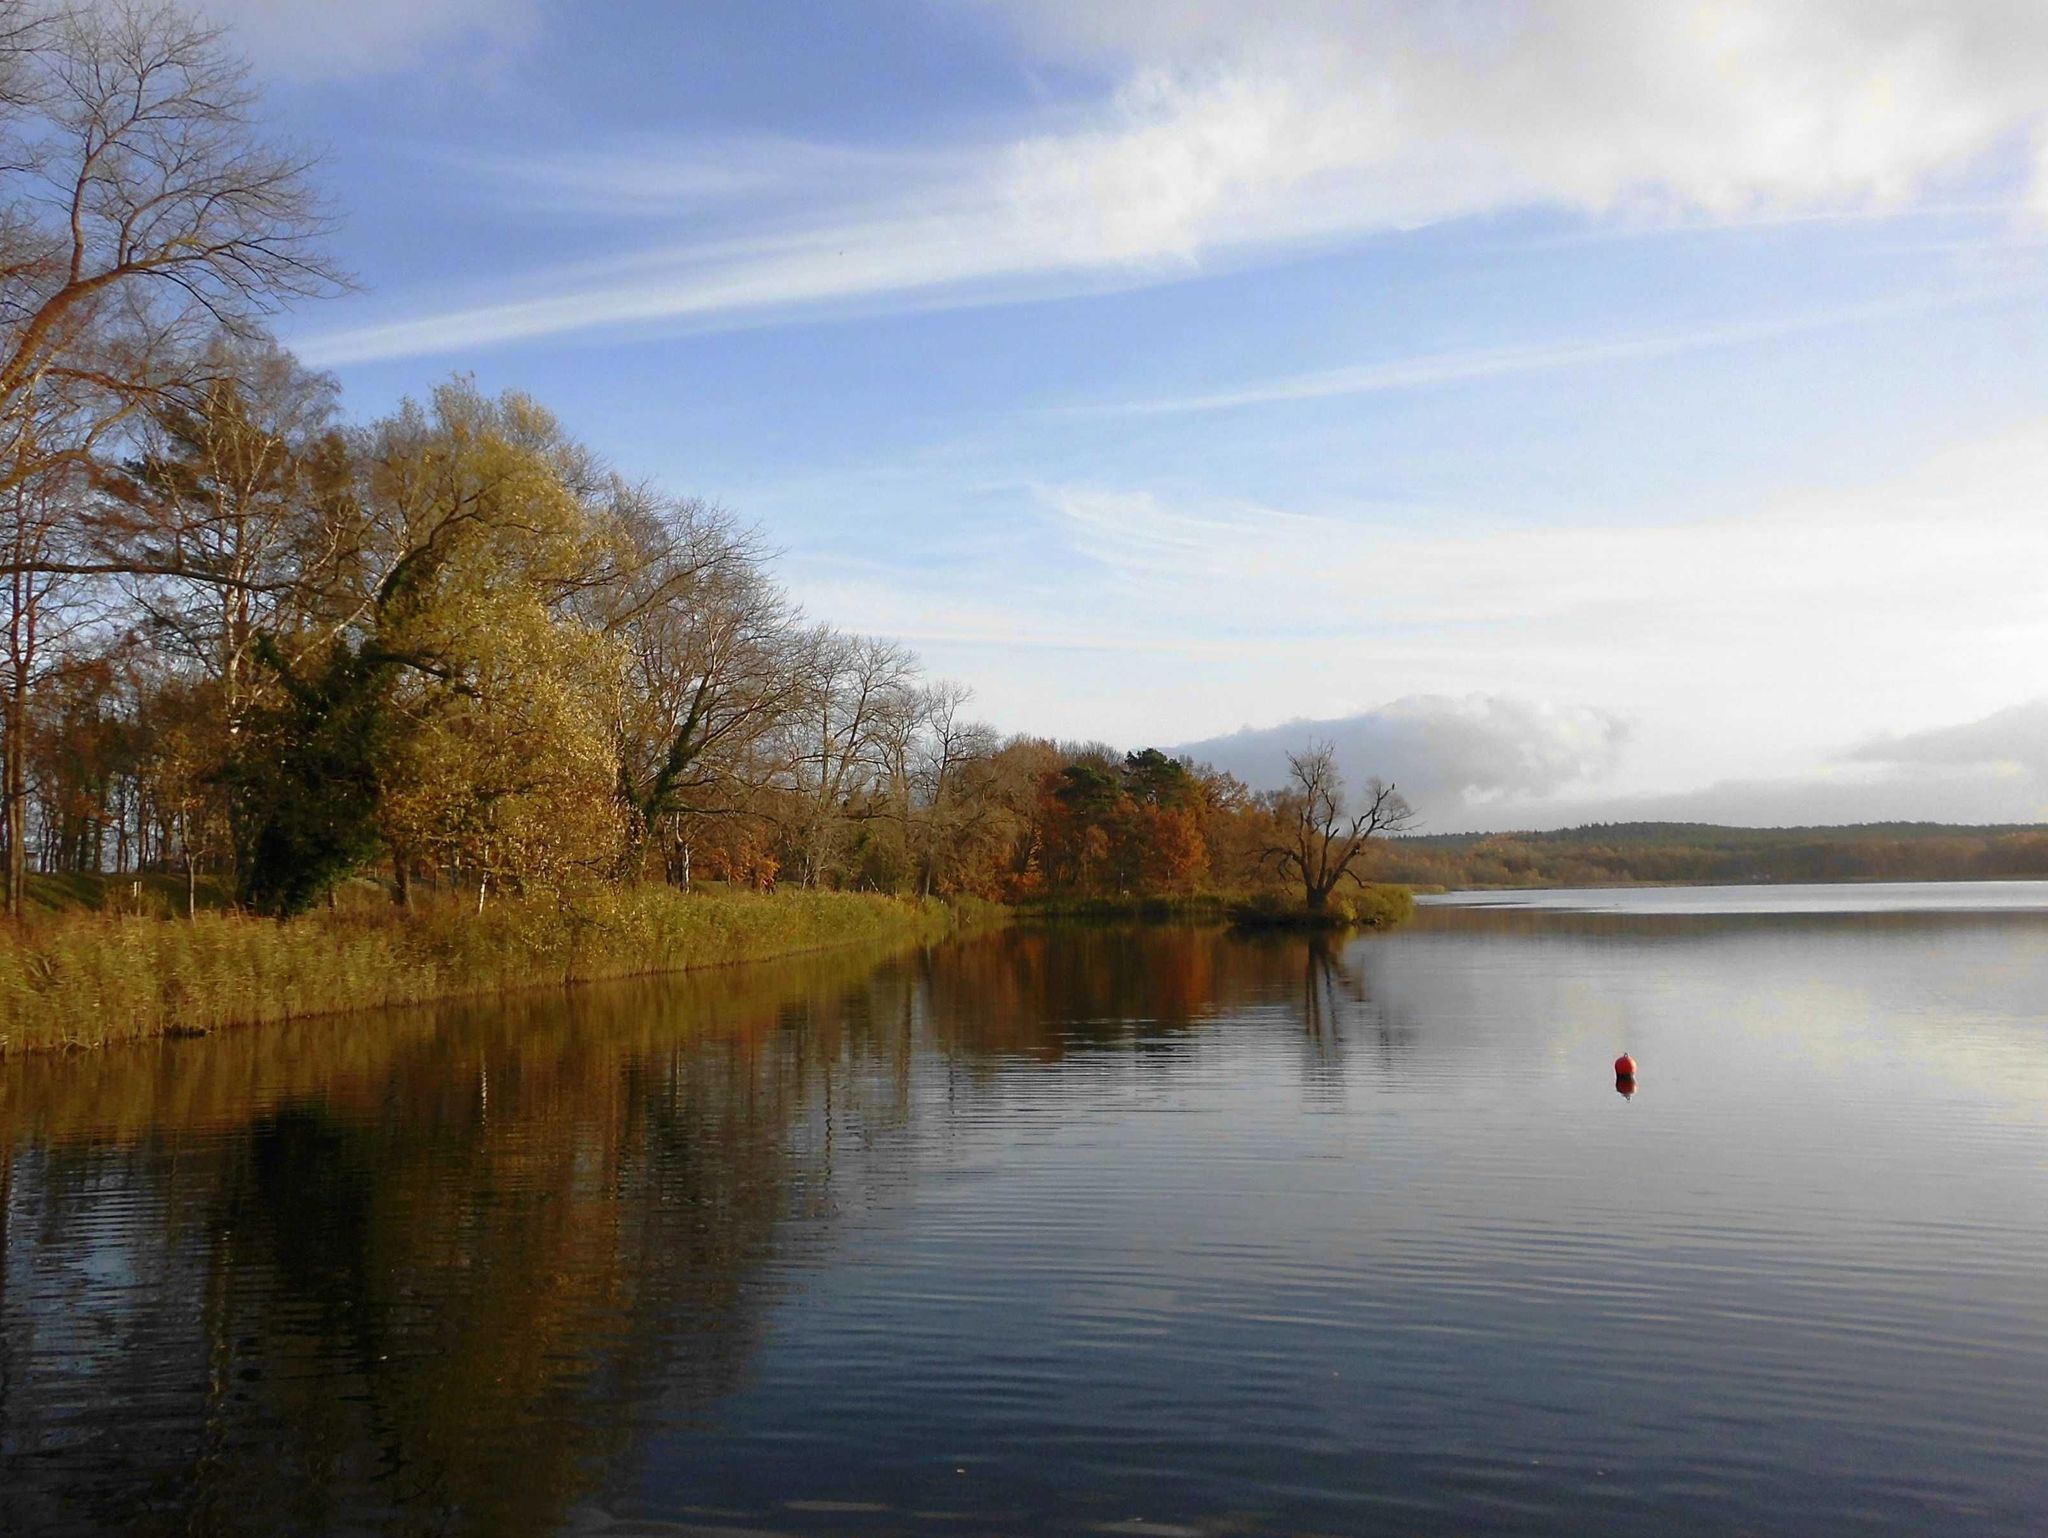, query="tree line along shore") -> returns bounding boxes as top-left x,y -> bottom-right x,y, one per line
1374,822 -> 2048,890
0,7 -> 1414,1054
4,9 -> 2028,1057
